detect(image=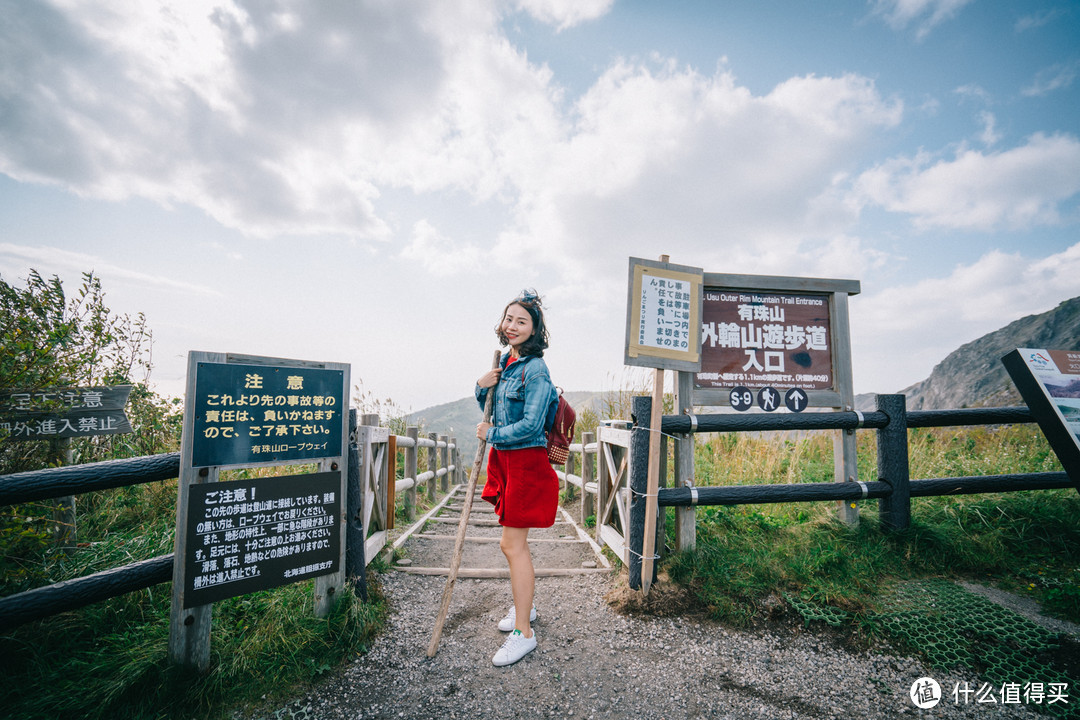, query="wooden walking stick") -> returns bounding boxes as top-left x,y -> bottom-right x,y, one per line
427,350 -> 502,657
